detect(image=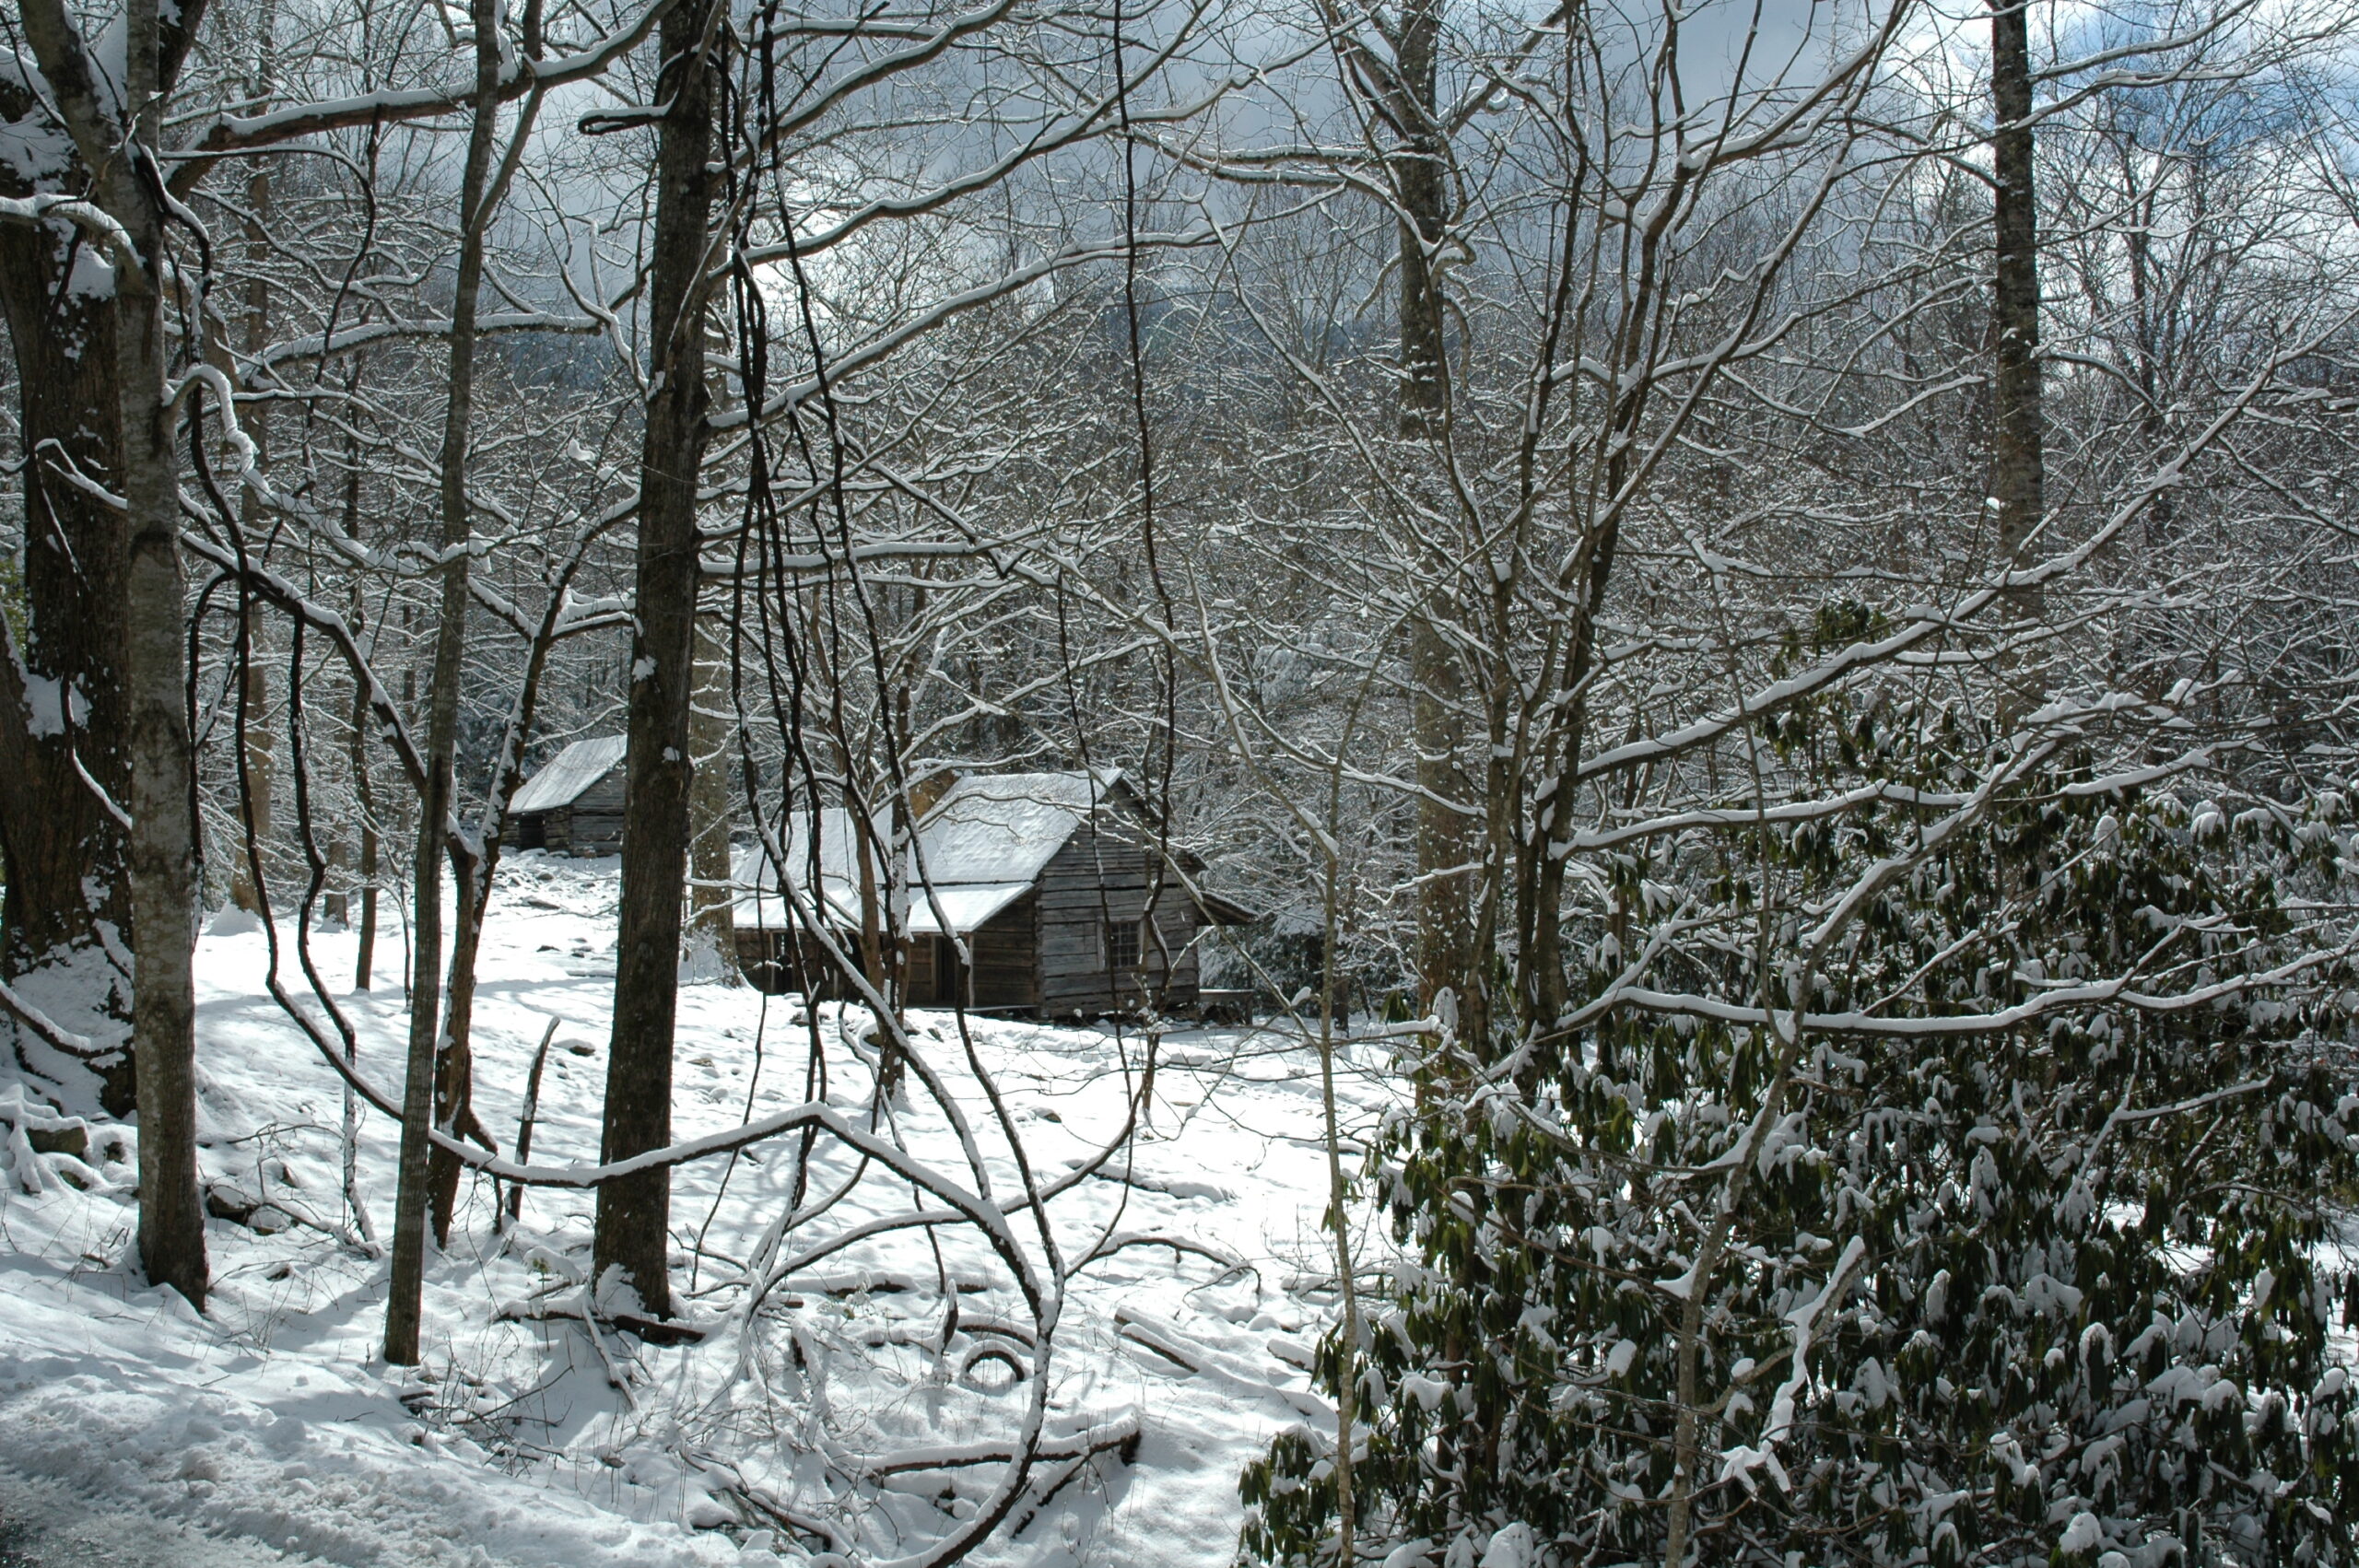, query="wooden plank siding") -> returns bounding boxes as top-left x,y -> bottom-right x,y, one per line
1032,824 -> 1203,1016
734,927 -> 867,1000
559,769 -> 628,856
519,767 -> 628,858
909,895 -> 1039,1011
729,780 -> 1225,1020
738,896 -> 1043,1012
